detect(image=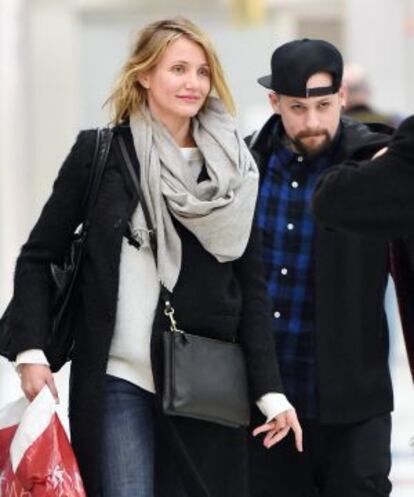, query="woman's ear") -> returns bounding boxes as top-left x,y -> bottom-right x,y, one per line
137,73 -> 150,90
